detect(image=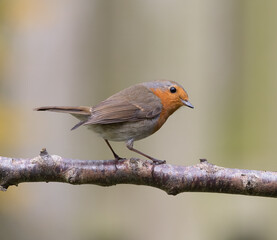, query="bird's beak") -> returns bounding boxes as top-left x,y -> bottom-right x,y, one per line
181,99 -> 194,109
